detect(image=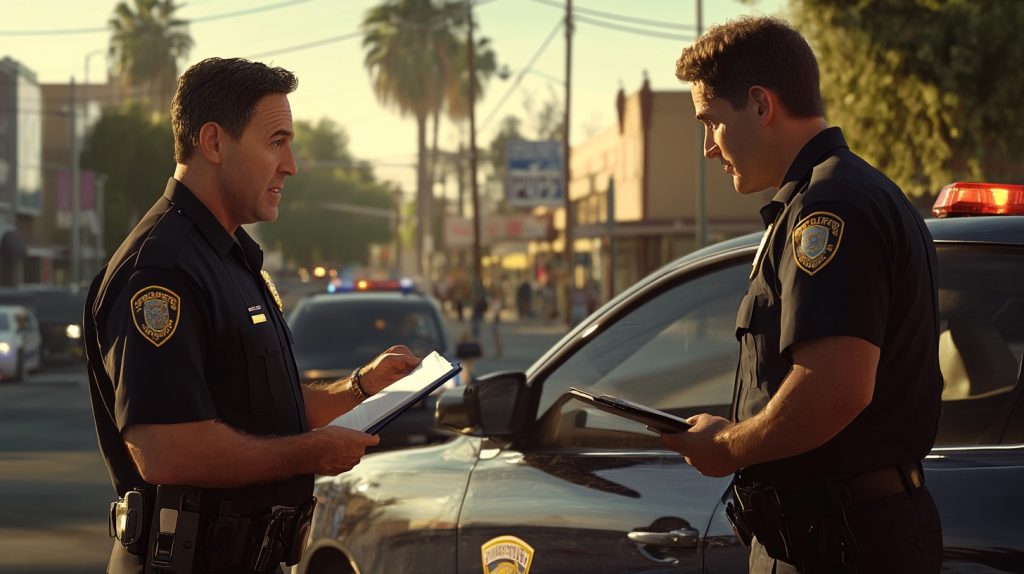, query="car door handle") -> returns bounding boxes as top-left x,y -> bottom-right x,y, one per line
628,527 -> 699,549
